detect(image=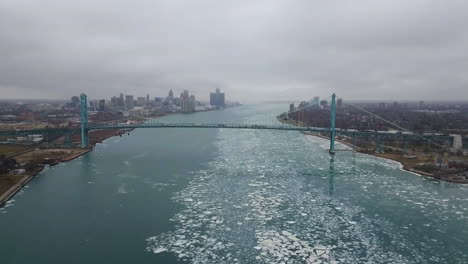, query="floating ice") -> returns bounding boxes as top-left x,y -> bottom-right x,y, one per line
153,247 -> 168,254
